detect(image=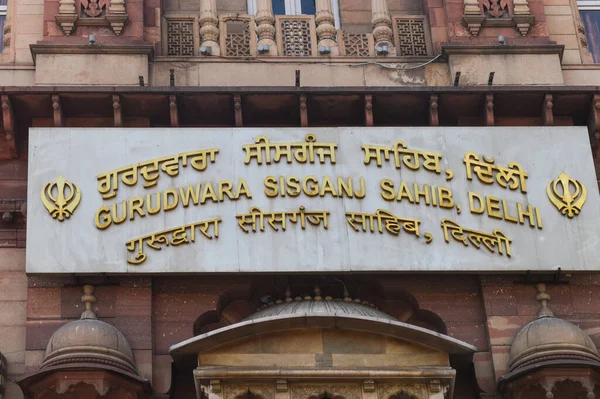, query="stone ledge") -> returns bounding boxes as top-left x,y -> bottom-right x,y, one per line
29,44 -> 155,64
442,43 -> 565,61
443,45 -> 565,85
153,55 -> 439,64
